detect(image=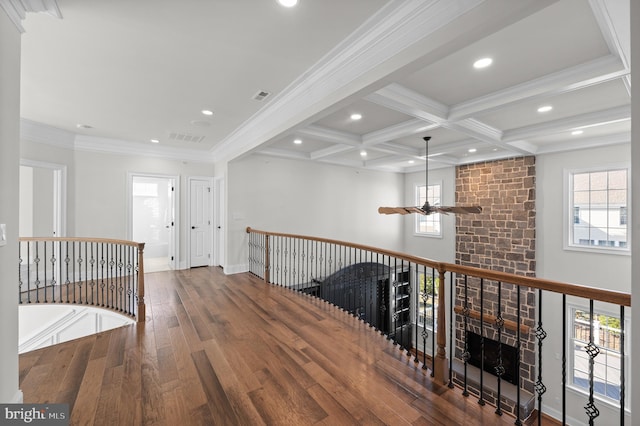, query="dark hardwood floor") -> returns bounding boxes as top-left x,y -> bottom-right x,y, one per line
19,267 -> 539,425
